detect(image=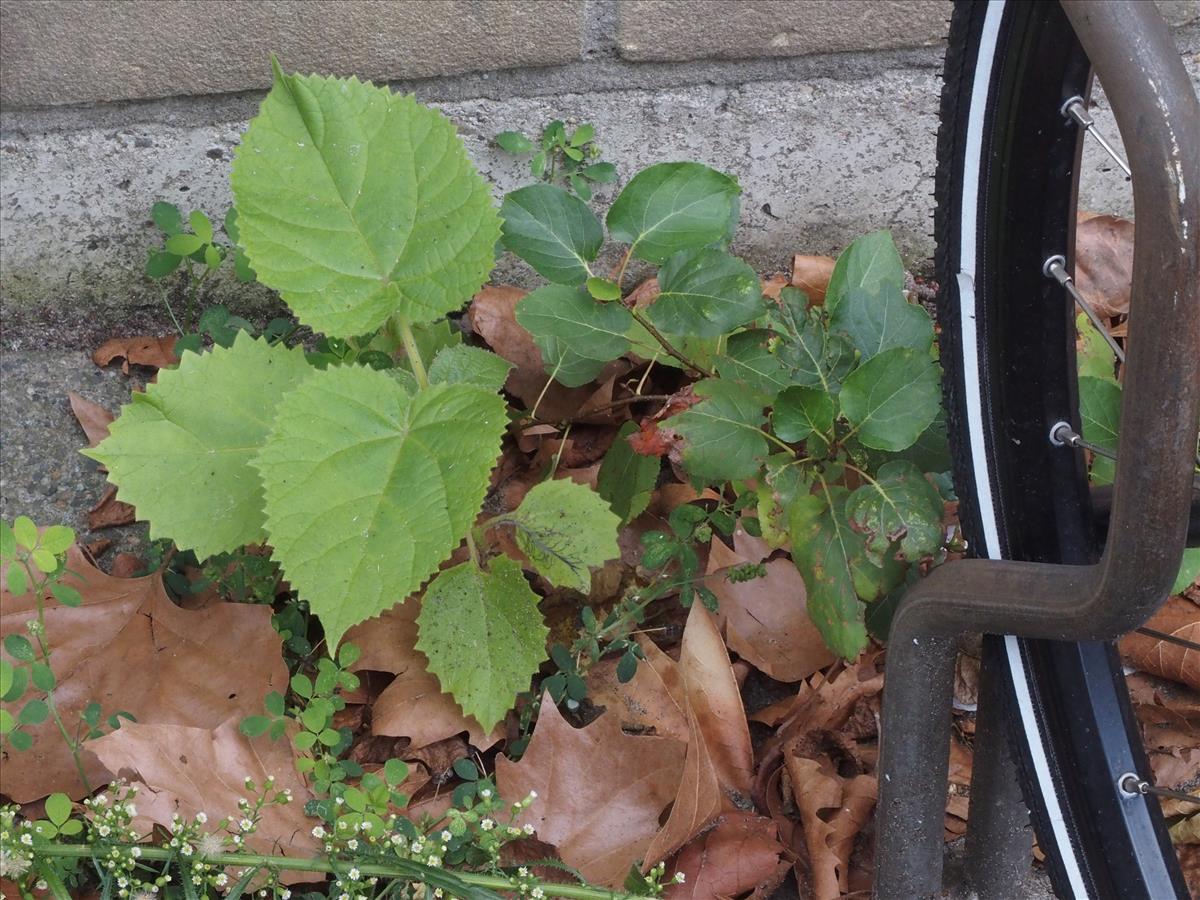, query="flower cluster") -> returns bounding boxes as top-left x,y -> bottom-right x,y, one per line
0,806 -> 34,883
83,786 -> 167,899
